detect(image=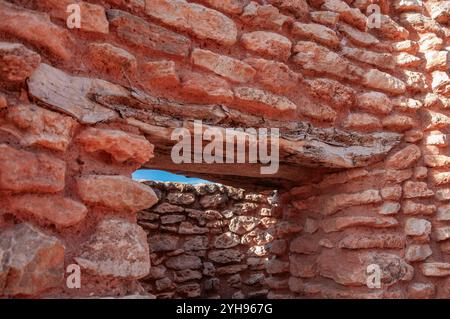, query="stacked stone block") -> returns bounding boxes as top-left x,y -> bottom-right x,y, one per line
137,182 -> 278,299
